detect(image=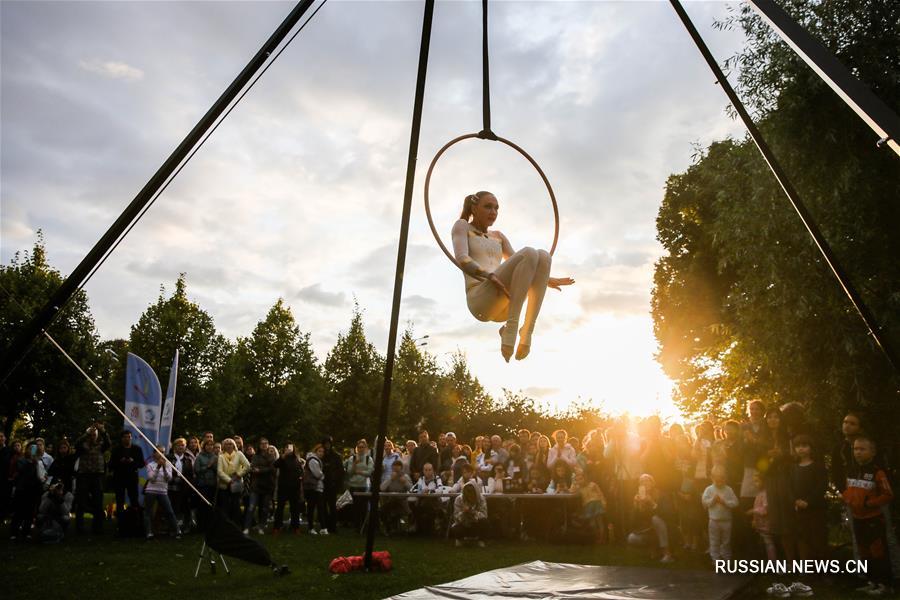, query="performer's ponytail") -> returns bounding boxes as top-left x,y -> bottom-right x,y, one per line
459,191 -> 493,221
